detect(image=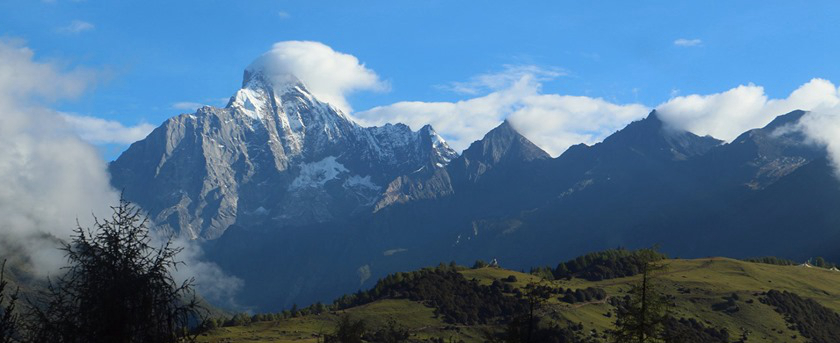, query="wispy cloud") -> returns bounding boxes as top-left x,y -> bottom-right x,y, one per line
673,38 -> 702,47
59,113 -> 155,144
438,64 -> 566,95
277,11 -> 290,19
59,20 -> 95,34
172,101 -> 205,111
